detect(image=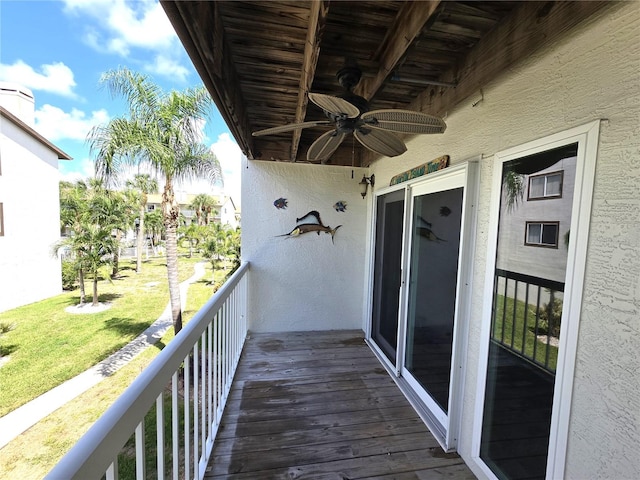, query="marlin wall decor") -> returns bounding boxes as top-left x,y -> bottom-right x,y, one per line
278,210 -> 341,244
